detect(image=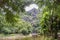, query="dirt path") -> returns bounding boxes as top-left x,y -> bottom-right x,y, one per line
0,35 -> 24,40
0,34 -> 32,40
0,34 -> 60,40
